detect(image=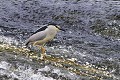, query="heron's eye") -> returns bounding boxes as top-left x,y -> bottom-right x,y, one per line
56,26 -> 60,29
